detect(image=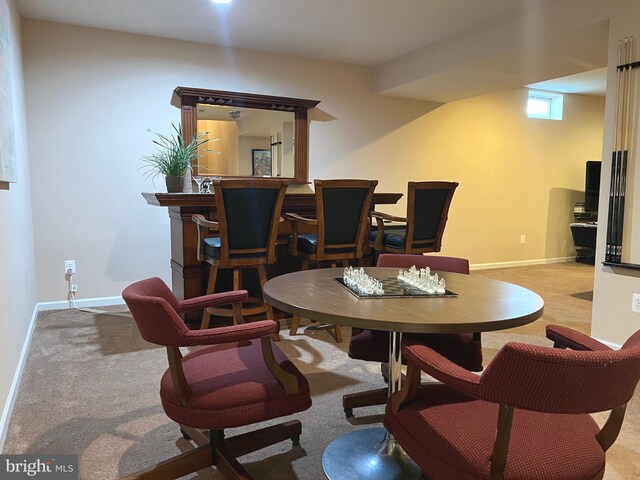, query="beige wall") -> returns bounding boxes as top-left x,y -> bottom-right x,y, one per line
592,0 -> 640,345
0,0 -> 37,446
389,89 -> 605,265
197,120 -> 238,175
21,20 -> 439,301
22,20 -> 604,311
